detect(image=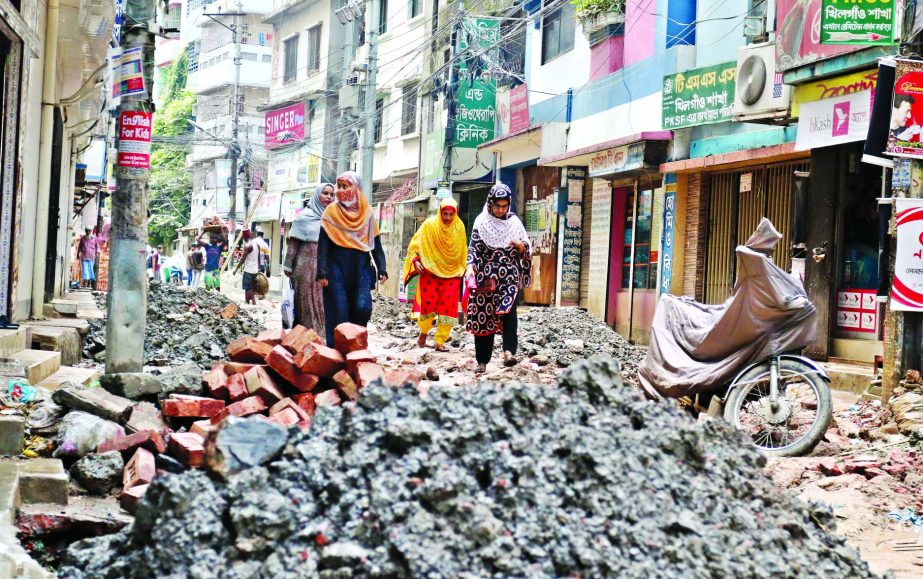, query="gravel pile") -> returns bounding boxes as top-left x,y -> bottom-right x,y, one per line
59,357 -> 874,578
84,285 -> 264,369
